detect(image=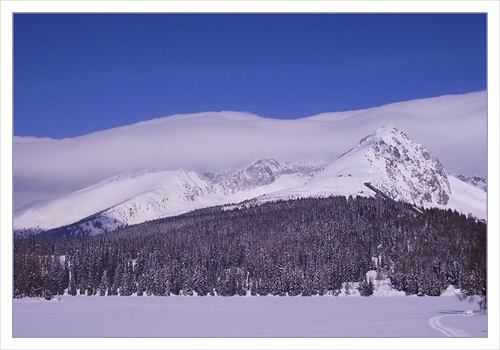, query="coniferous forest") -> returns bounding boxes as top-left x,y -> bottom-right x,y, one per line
13,196 -> 487,309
